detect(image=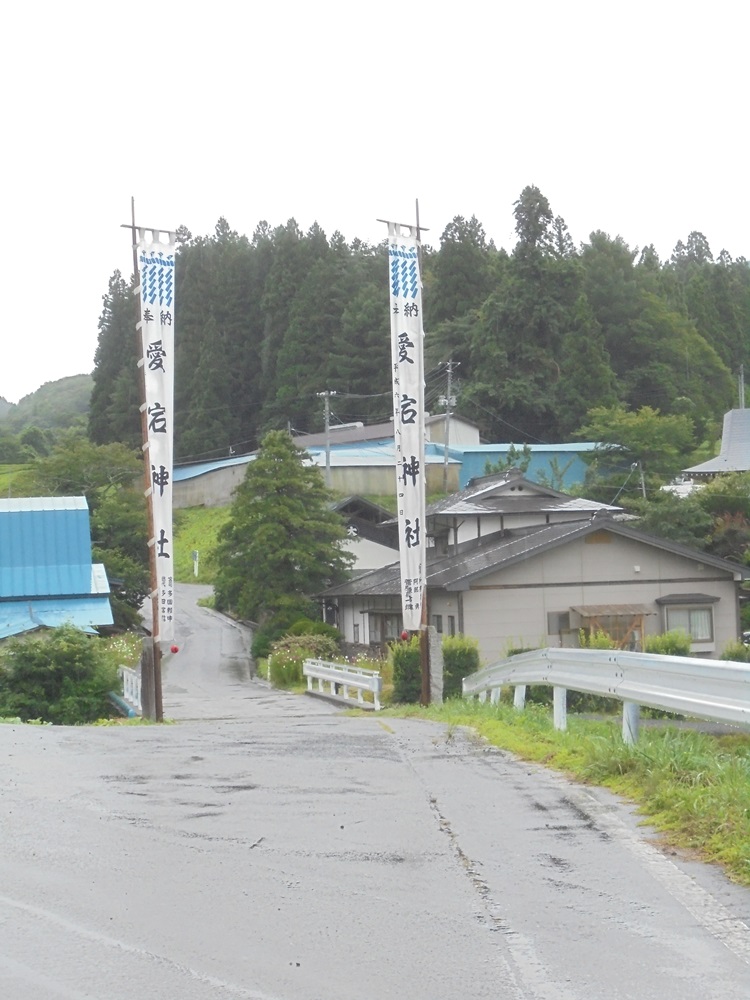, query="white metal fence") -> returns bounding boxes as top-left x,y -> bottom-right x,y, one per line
303,659 -> 382,711
462,647 -> 750,743
119,665 -> 142,714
